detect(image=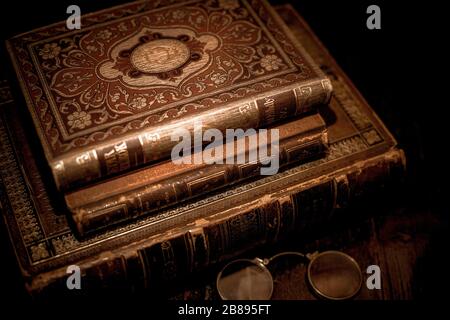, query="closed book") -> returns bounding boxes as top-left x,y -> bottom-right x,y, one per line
0,4 -> 404,295
66,113 -> 328,236
6,0 -> 332,191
